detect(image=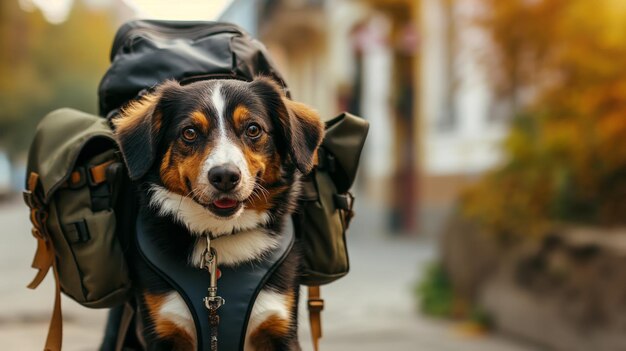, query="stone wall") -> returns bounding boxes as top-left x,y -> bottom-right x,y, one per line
442,214 -> 626,350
